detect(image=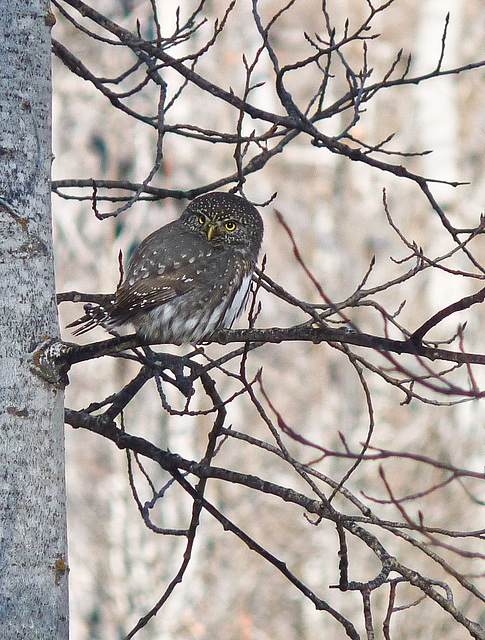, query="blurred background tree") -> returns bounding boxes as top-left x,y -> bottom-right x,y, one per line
51,1 -> 485,638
